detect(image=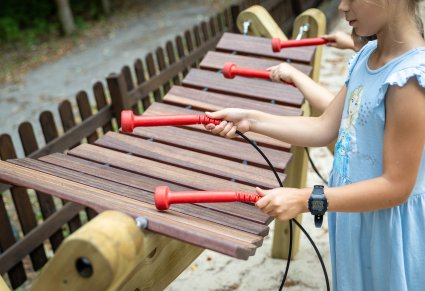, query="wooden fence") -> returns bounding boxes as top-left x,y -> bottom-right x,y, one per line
0,0 -> 328,289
